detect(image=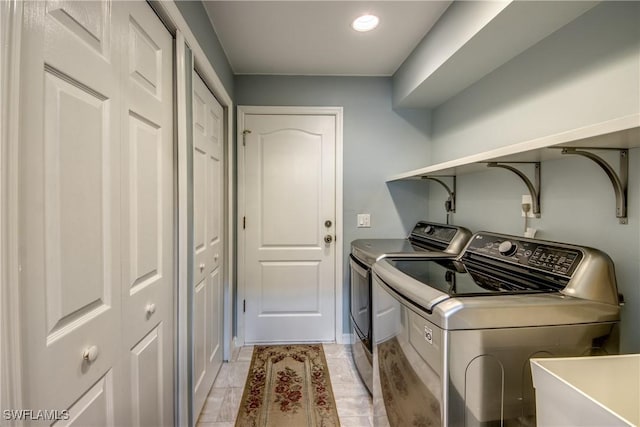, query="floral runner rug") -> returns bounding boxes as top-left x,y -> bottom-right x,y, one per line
235,344 -> 341,427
